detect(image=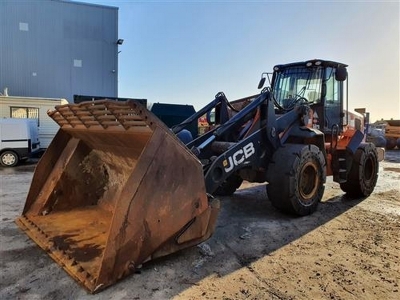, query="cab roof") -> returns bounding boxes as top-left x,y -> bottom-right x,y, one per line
274,59 -> 348,70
